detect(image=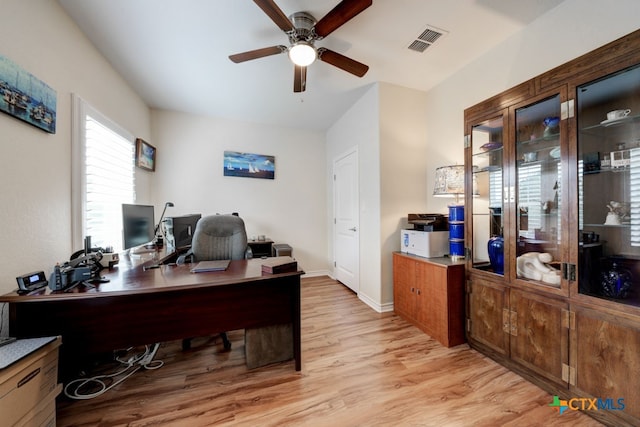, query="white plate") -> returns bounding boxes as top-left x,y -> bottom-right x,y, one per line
600,117 -> 628,127
549,147 -> 561,159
